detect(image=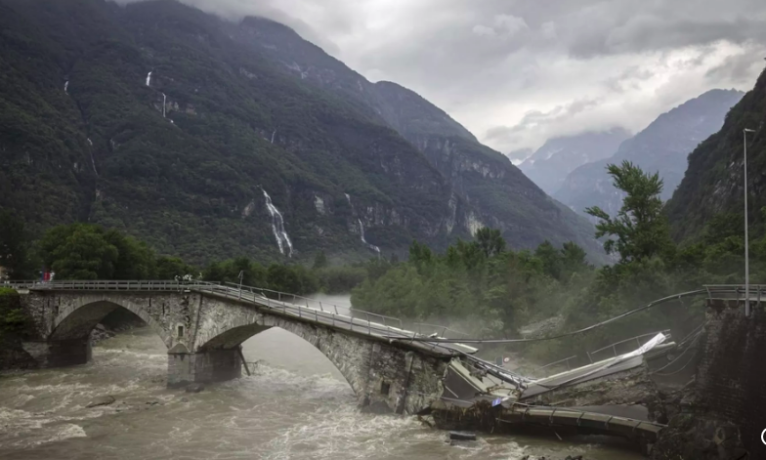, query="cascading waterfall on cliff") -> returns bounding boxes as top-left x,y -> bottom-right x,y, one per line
87,138 -> 98,176
145,71 -> 152,87
345,193 -> 381,256
358,219 -> 381,255
64,81 -> 69,93
263,189 -> 293,257
162,93 -> 166,118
